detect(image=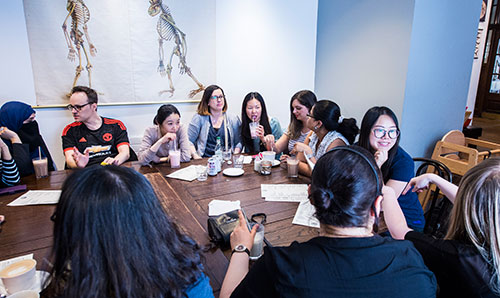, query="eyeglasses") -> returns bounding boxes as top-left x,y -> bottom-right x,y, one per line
306,113 -> 314,118
210,95 -> 225,101
66,103 -> 91,112
372,128 -> 399,139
